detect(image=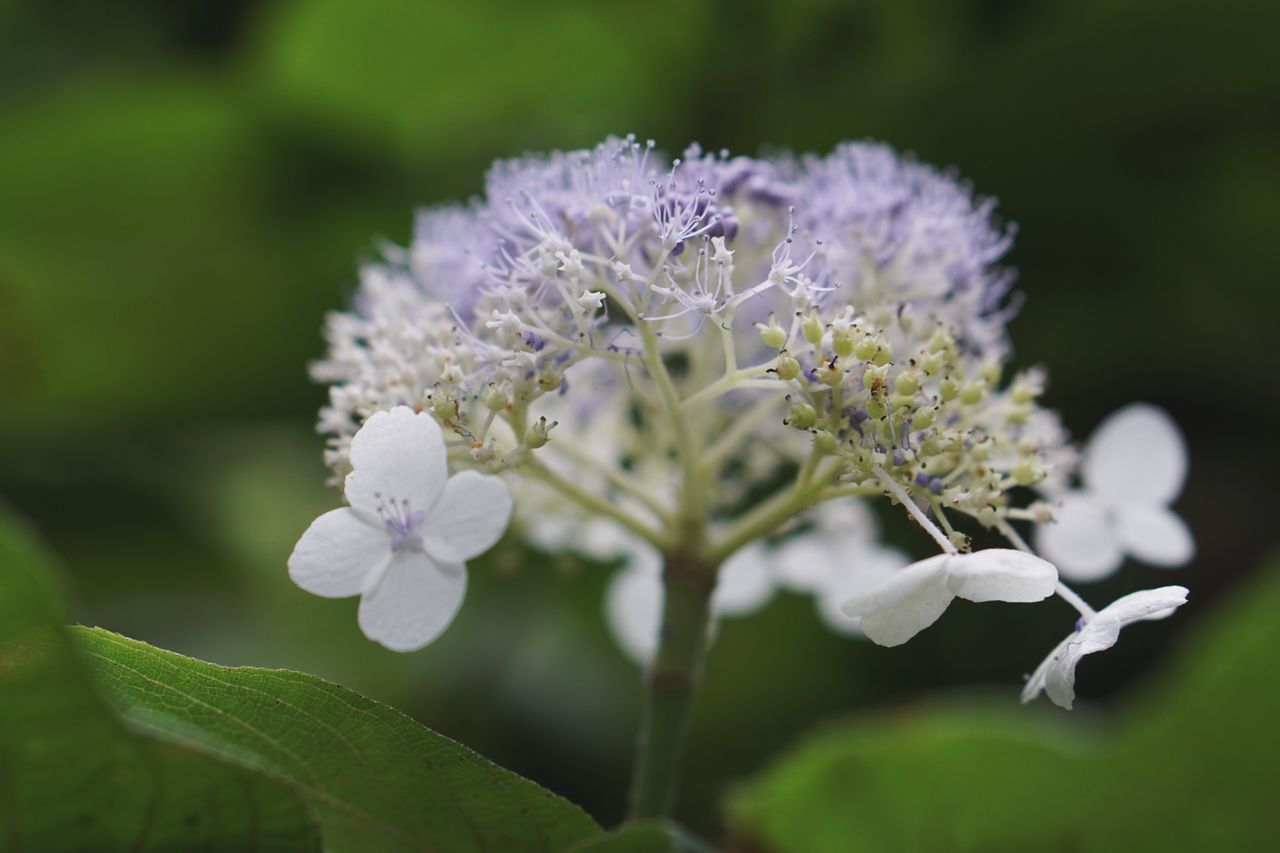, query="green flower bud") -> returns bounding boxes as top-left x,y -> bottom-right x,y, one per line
1012,459 -> 1043,486
774,353 -> 801,381
960,381 -> 985,405
853,334 -> 879,361
940,377 -> 960,401
802,312 -> 825,345
786,400 -> 818,431
525,416 -> 557,449
819,359 -> 844,387
913,405 -> 938,430
431,396 -> 457,422
483,383 -> 509,413
832,331 -> 855,359
896,370 -> 920,397
812,429 -> 838,454
757,317 -> 787,350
